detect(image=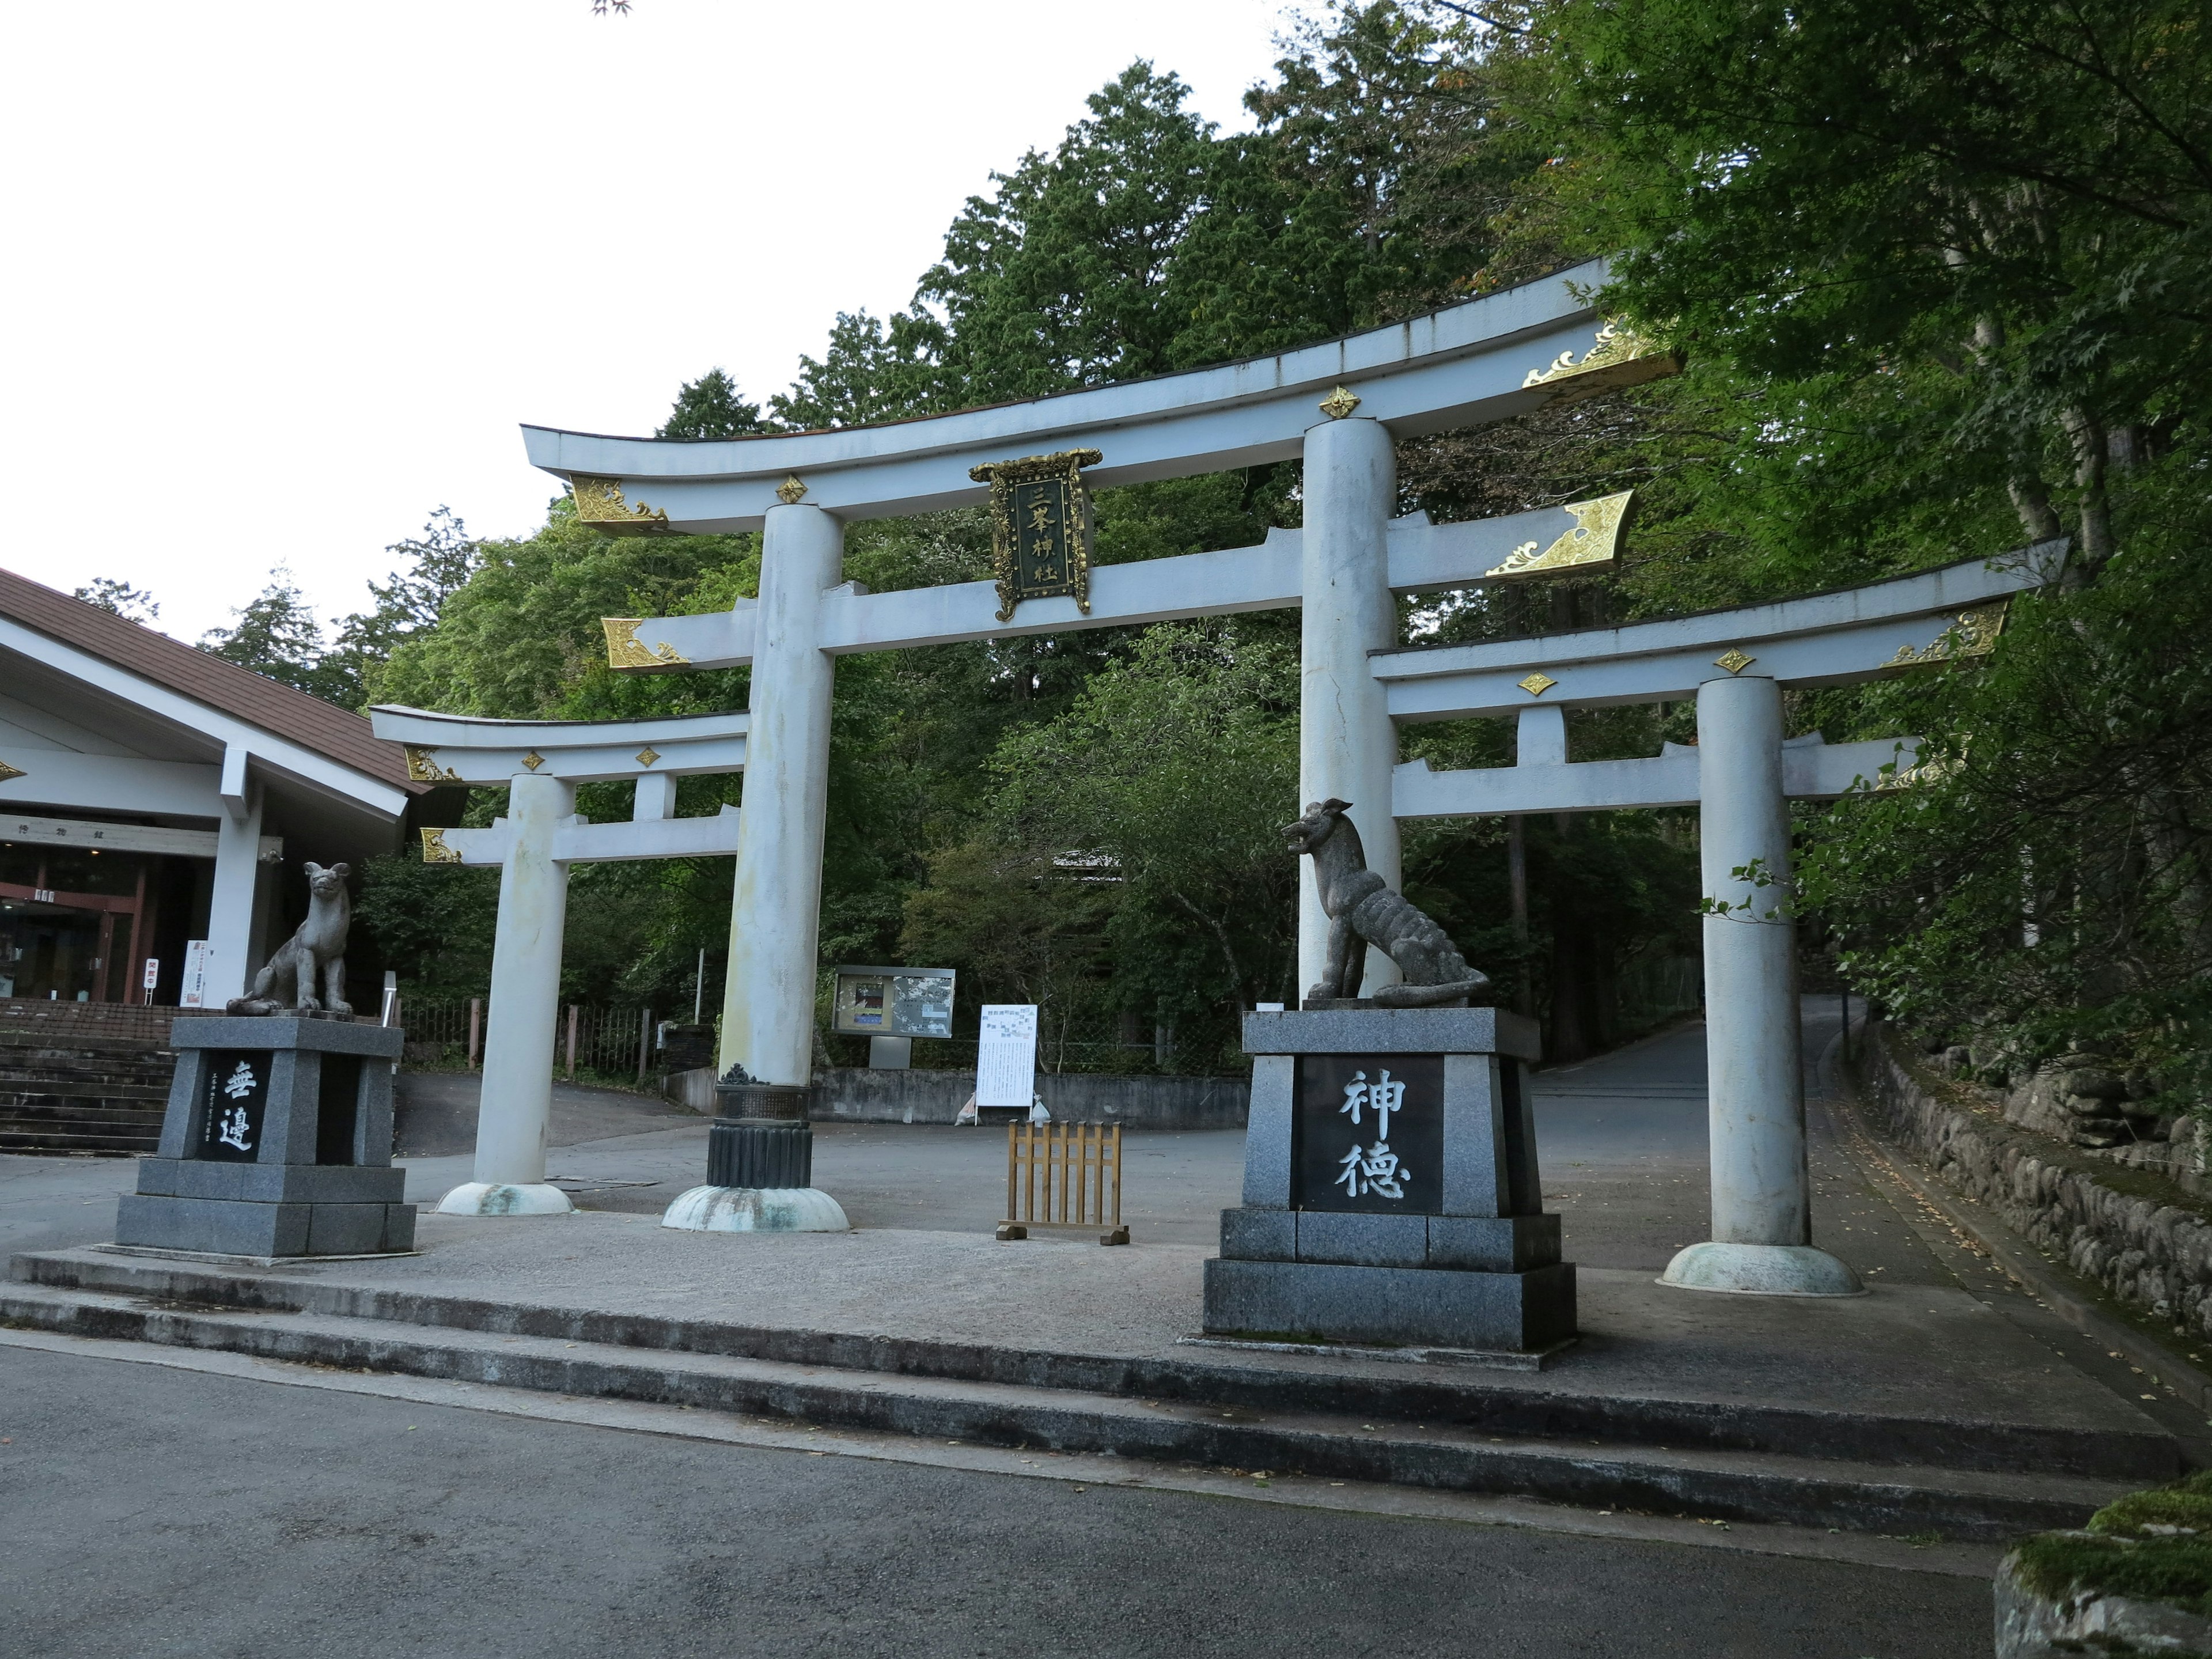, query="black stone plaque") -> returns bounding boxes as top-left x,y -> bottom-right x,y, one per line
198,1050 -> 270,1163
1291,1053 -> 1444,1213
